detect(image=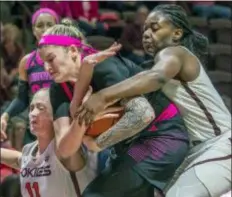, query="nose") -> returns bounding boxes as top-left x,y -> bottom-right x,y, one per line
143,29 -> 152,41
30,107 -> 40,118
